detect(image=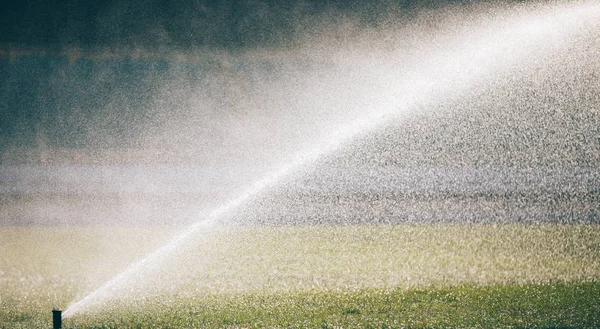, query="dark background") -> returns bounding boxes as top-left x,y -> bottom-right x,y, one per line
0,0 -> 485,50
0,0 -> 508,156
